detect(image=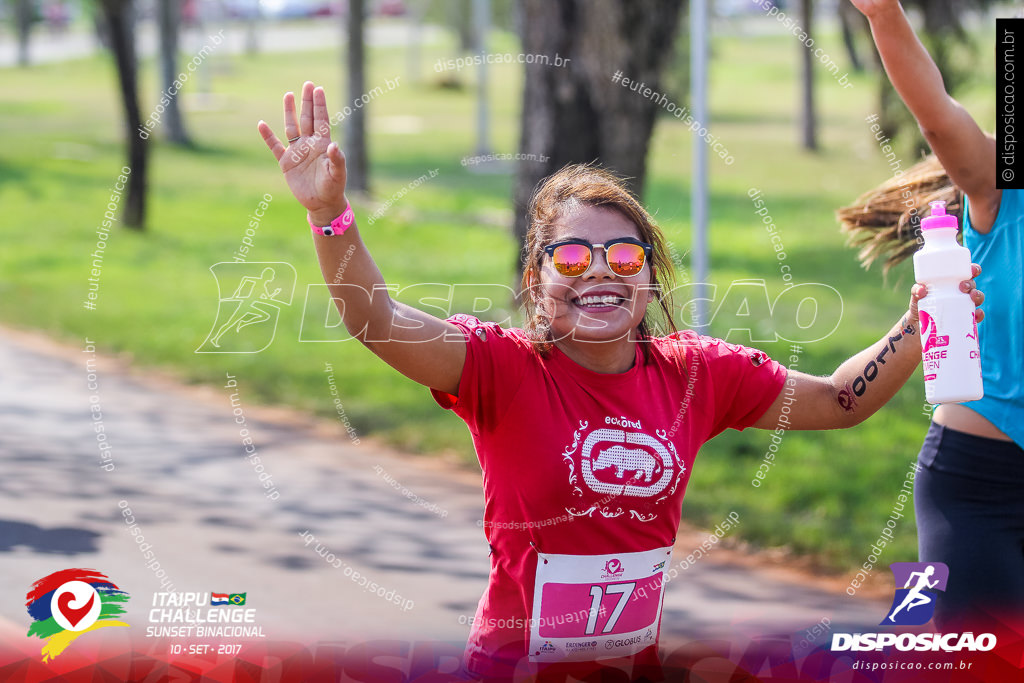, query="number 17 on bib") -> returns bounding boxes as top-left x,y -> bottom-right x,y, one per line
529,546 -> 672,662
